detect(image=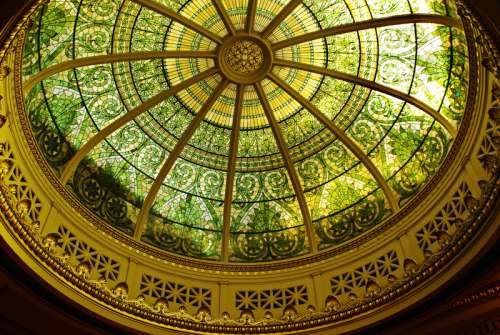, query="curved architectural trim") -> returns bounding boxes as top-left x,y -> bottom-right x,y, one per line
272,14 -> 463,50
273,59 -> 458,138
255,82 -> 317,252
131,0 -> 223,44
22,51 -> 217,94
0,157 -> 498,334
60,68 -> 219,184
134,78 -> 230,238
268,73 -> 401,212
